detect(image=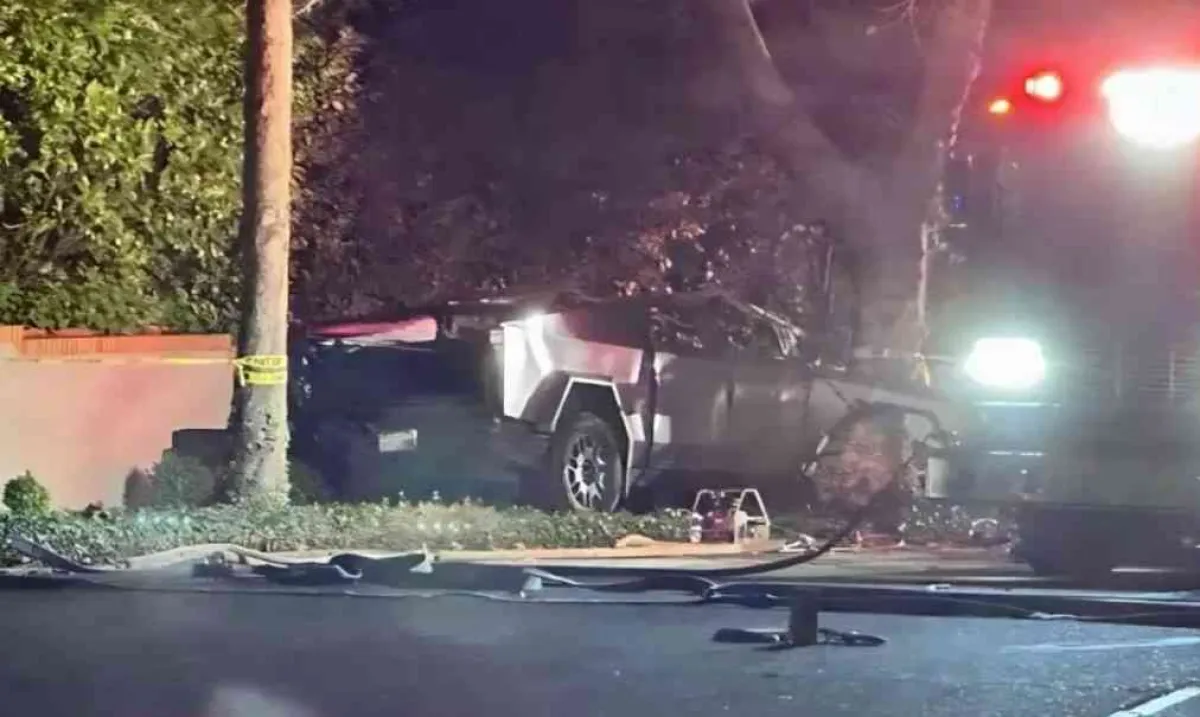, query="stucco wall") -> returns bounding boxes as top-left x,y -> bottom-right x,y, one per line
0,329 -> 232,508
